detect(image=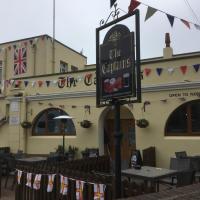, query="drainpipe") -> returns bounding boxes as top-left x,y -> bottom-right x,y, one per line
2,48 -> 7,96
